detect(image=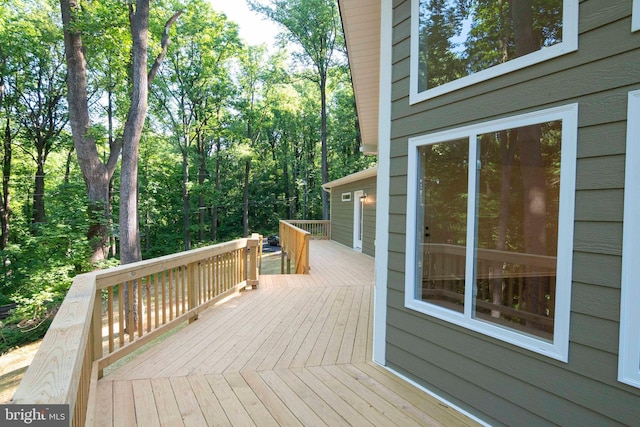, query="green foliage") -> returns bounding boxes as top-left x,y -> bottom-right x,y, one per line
418,0 -> 563,90
2,0 -> 371,351
0,319 -> 52,356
